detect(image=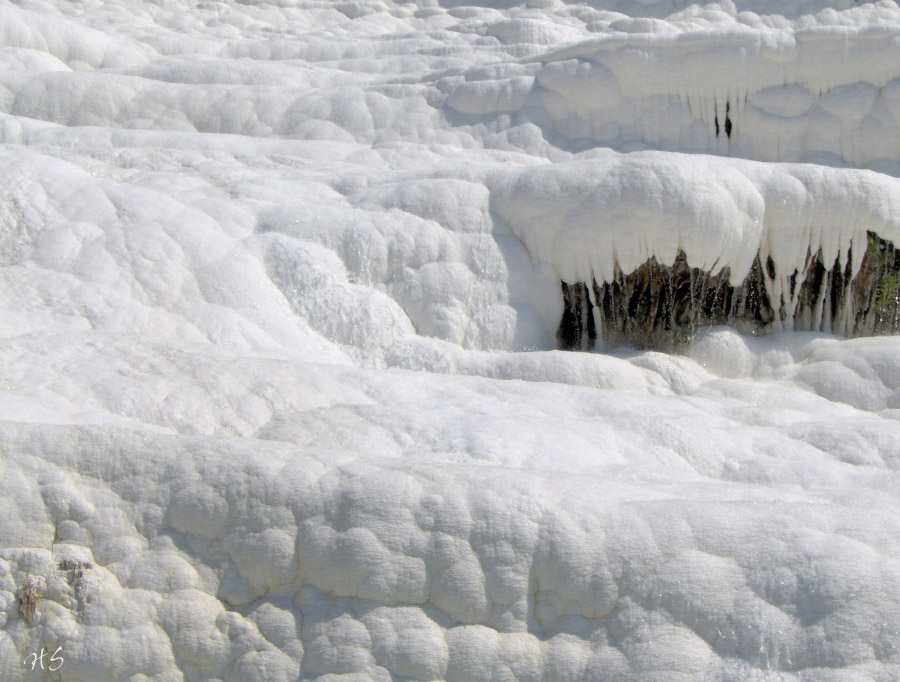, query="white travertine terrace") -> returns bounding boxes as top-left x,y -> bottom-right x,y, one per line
1,1 -> 900,681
